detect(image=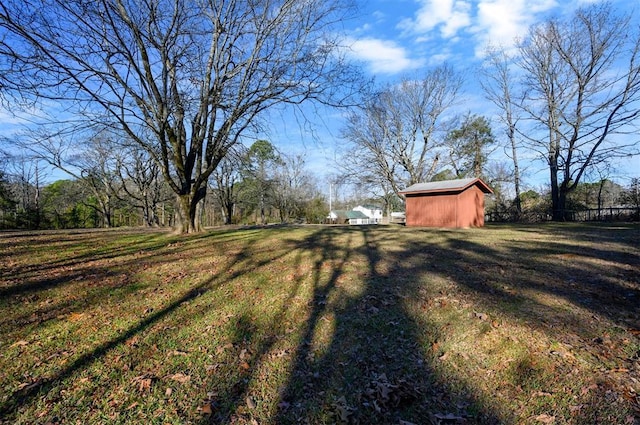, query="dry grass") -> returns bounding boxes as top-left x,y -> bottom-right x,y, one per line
0,223 -> 639,424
